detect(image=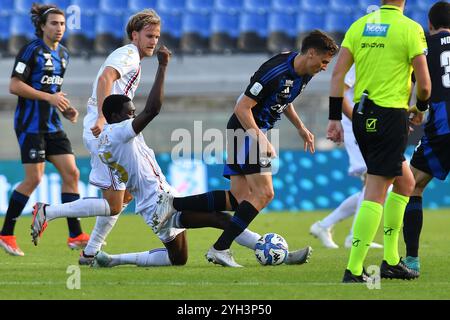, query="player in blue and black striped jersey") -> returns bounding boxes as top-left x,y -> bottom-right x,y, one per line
161,30 -> 339,266
0,3 -> 88,257
403,1 -> 450,275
